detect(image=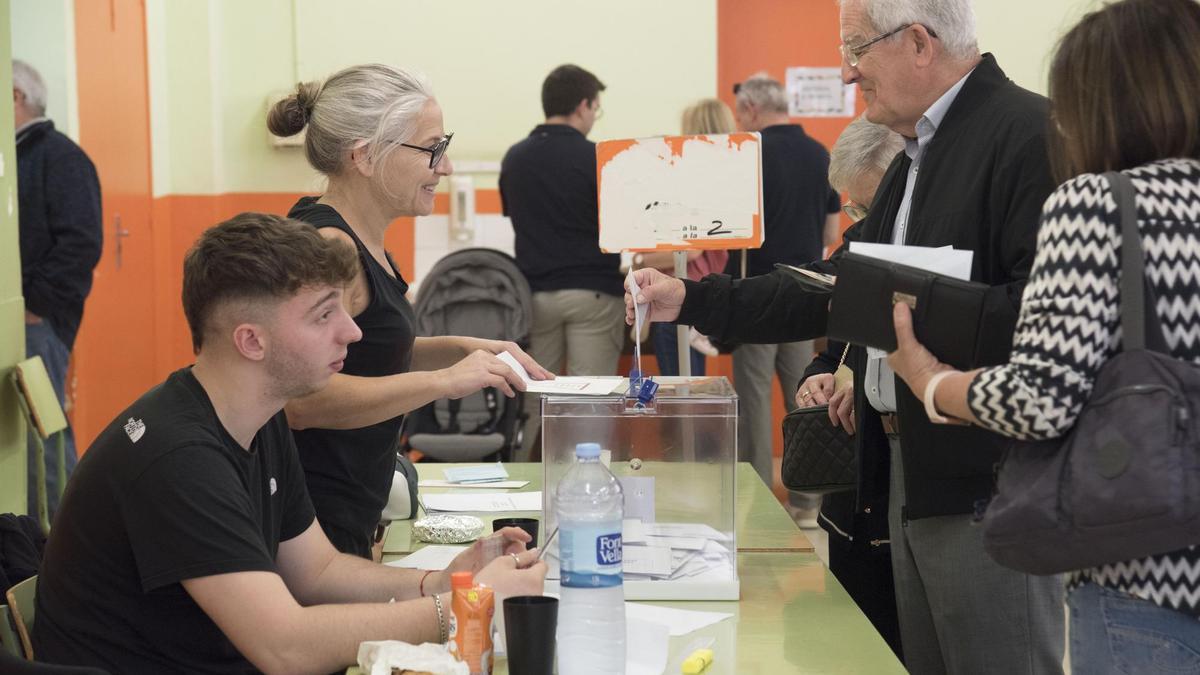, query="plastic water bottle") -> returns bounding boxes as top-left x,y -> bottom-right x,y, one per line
556,442 -> 626,674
